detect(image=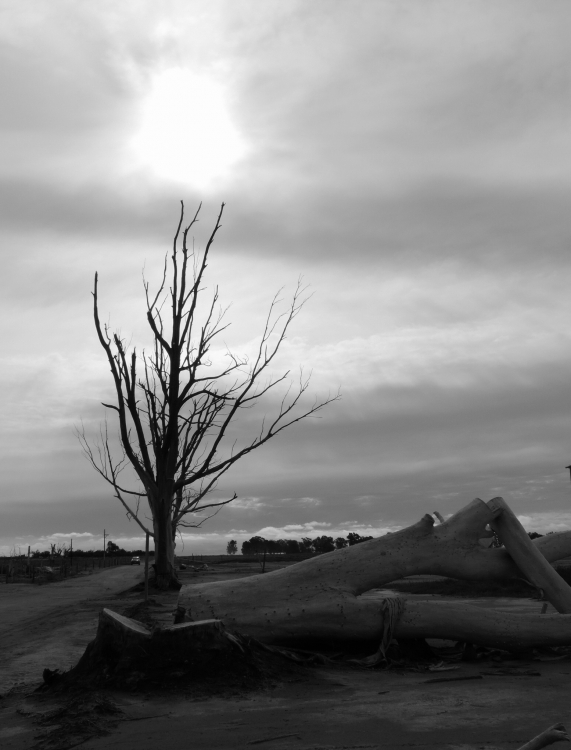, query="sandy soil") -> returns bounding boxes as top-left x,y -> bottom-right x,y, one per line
0,565 -> 146,692
1,565 -> 570,750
